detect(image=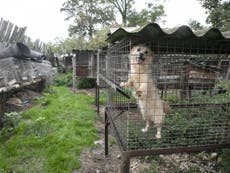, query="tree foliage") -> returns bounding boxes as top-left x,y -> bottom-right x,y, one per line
46,27 -> 108,54
57,0 -> 166,54
198,0 -> 230,31
188,19 -> 204,31
106,0 -> 135,26
127,2 -> 165,27
46,37 -> 88,54
61,0 -> 115,37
